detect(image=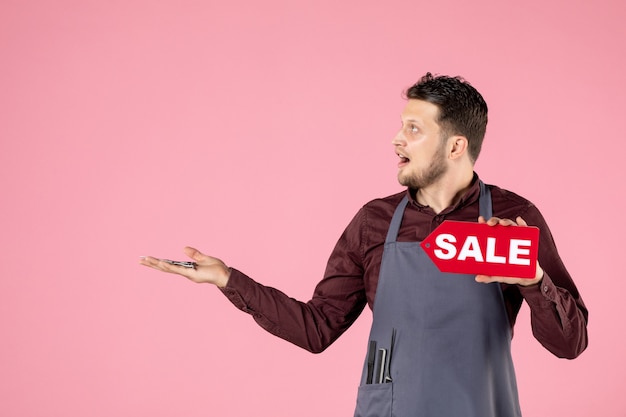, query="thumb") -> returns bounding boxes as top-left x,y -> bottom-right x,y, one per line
183,246 -> 209,262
